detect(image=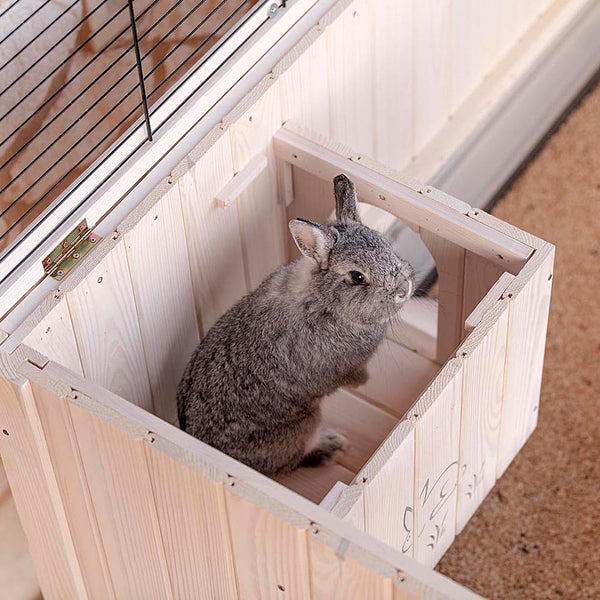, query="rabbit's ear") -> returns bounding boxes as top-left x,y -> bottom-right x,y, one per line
289,219 -> 338,269
334,174 -> 361,224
